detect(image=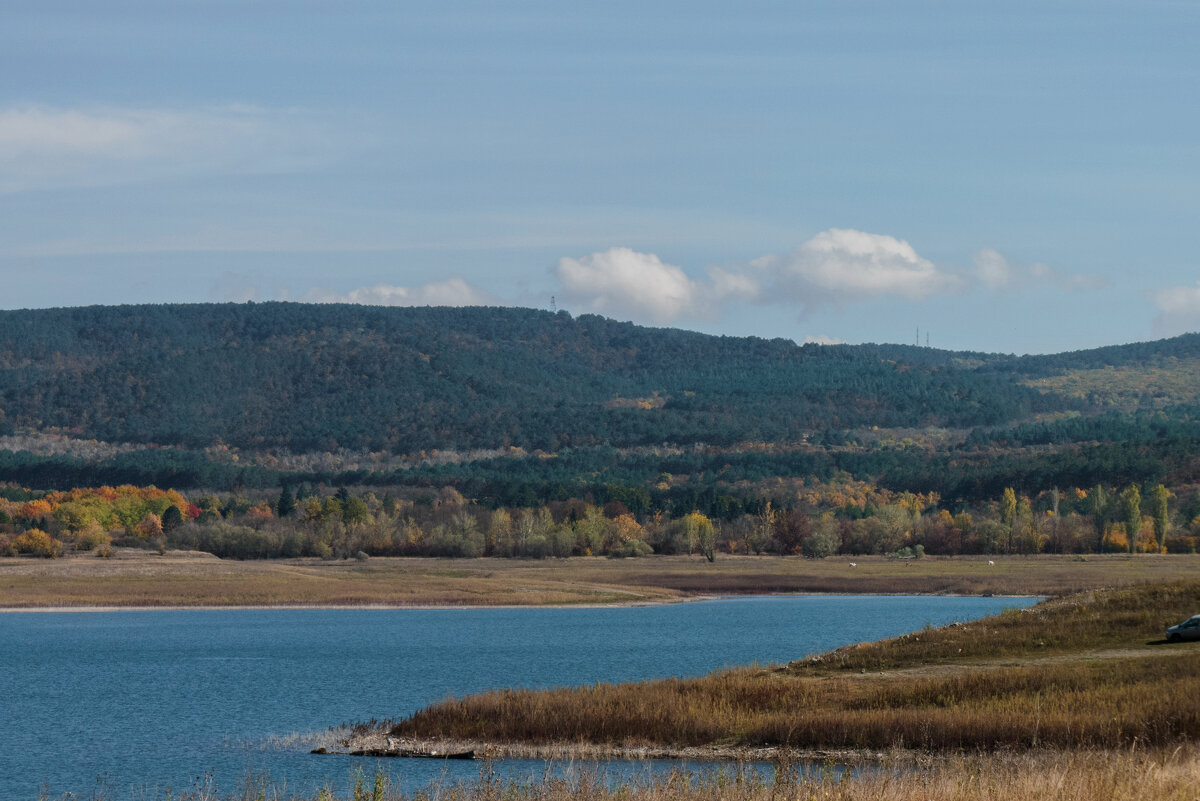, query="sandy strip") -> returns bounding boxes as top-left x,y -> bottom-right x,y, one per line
0,597 -> 720,613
